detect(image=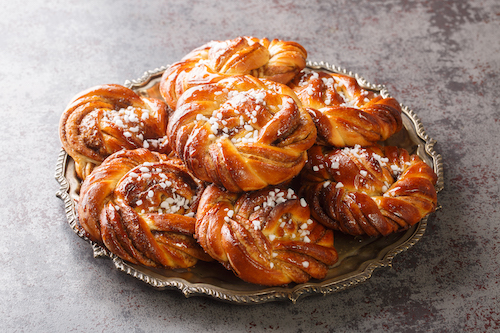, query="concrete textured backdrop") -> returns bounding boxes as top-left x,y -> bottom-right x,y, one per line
0,0 -> 499,332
